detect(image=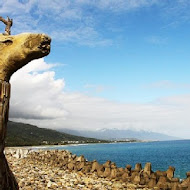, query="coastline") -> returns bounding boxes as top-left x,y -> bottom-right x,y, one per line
5,140 -> 150,150
5,148 -> 147,190
5,147 -> 190,189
